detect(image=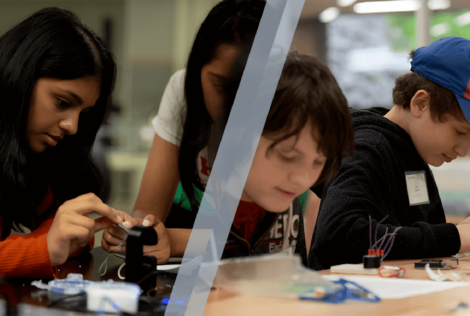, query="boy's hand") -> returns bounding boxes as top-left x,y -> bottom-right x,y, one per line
47,193 -> 124,266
